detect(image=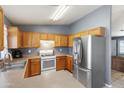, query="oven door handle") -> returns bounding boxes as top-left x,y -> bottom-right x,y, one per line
41,59 -> 56,61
